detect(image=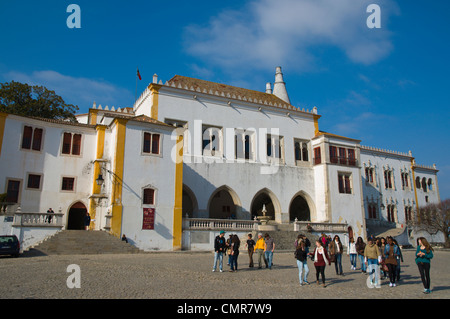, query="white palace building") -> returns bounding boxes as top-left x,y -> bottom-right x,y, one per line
0,67 -> 441,251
